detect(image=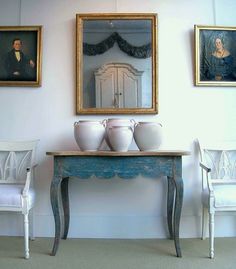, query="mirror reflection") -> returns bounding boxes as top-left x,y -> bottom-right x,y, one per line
76,14 -> 157,114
